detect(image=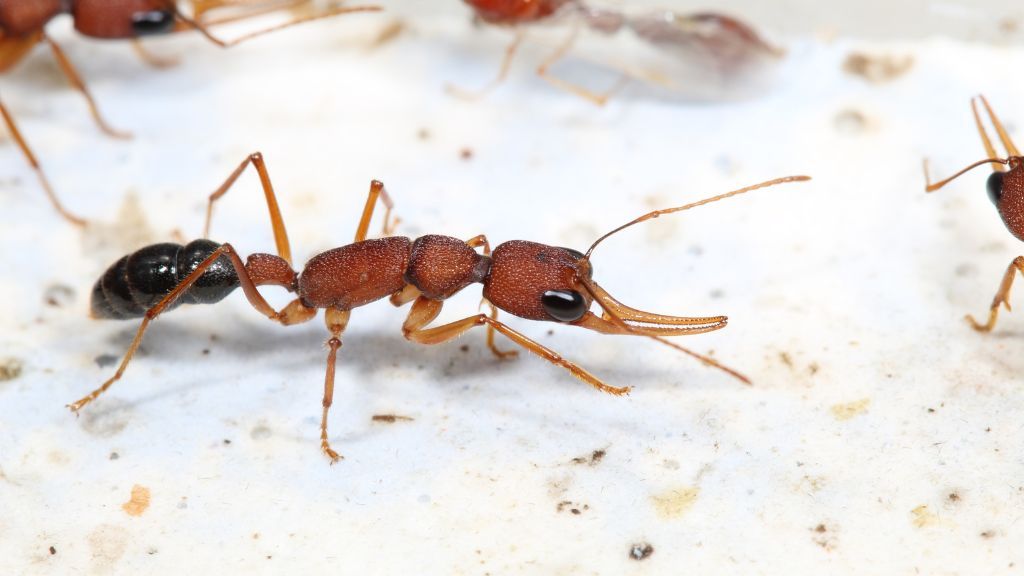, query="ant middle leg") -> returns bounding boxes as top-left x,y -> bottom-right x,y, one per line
319,308 -> 351,463
463,234 -> 515,359
354,180 -> 400,242
204,152 -> 293,265
69,243 -> 311,412
0,98 -> 87,226
43,33 -> 131,139
966,256 -> 1024,332
402,296 -> 630,396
